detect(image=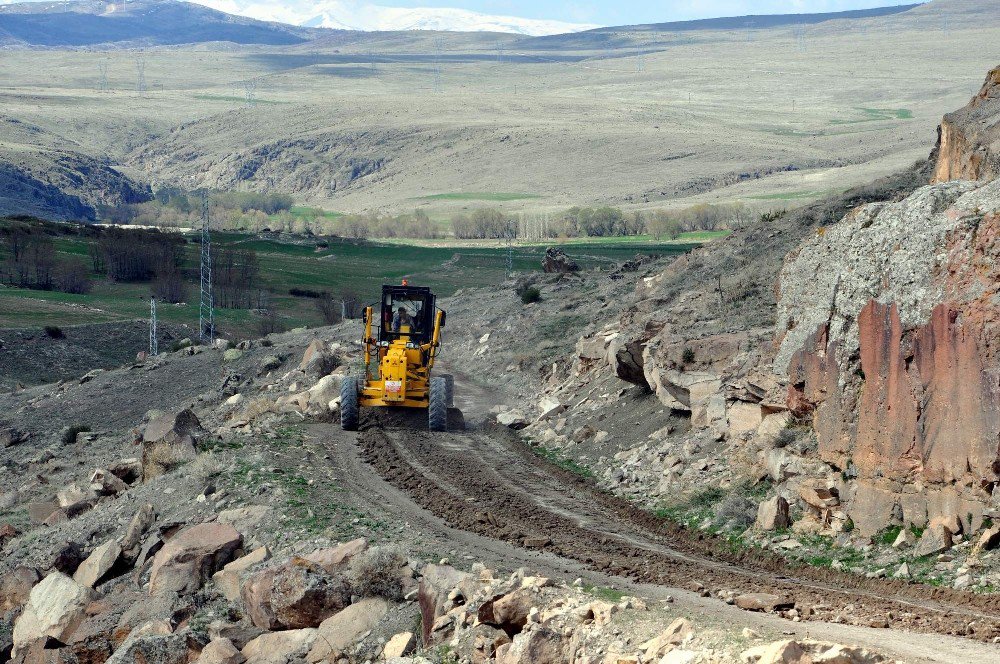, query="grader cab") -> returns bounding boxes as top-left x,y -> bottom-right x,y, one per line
340,284 -> 453,431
